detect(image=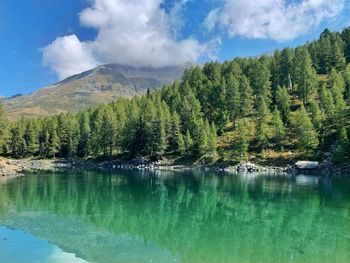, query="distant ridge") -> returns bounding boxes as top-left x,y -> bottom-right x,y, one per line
4,64 -> 185,119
